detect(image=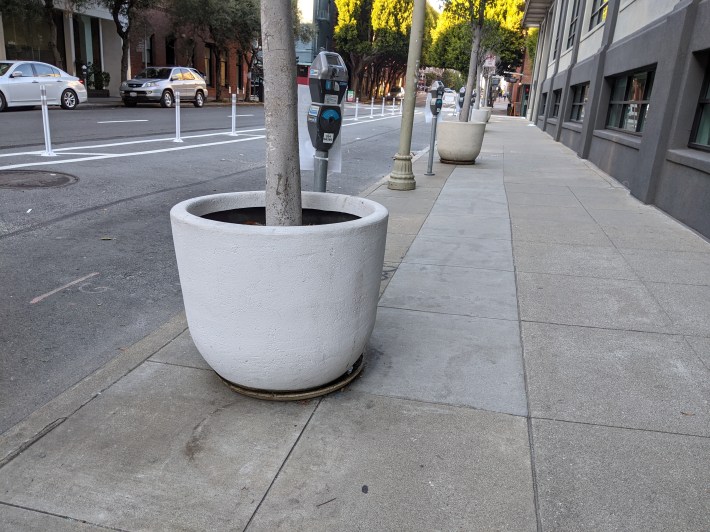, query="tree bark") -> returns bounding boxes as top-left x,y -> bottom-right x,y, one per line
43,1 -> 64,70
261,0 -> 302,226
460,0 -> 486,121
